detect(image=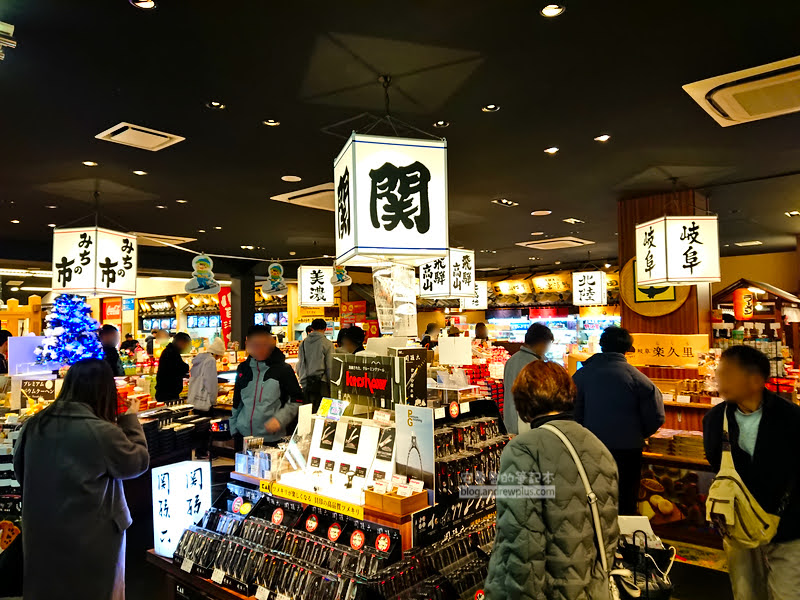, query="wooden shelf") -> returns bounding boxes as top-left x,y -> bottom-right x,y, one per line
663,400 -> 717,409
642,451 -> 712,469
146,550 -> 249,600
